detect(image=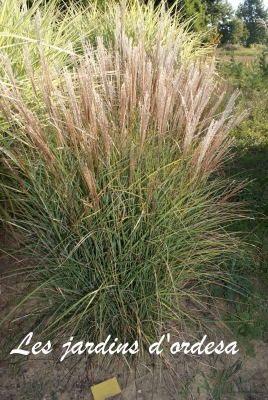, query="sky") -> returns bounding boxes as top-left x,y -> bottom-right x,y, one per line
229,0 -> 268,10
